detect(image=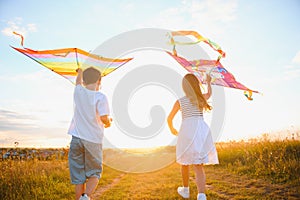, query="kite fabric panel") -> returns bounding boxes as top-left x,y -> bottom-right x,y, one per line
166,52 -> 258,100
11,46 -> 133,84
